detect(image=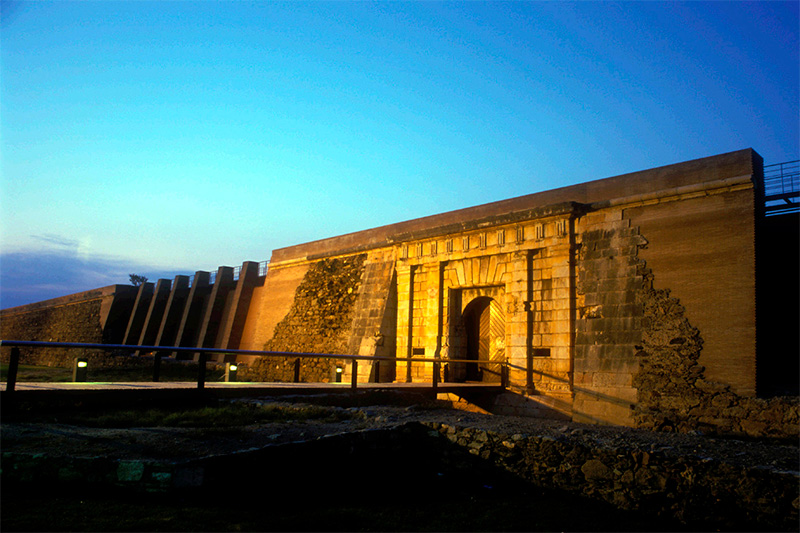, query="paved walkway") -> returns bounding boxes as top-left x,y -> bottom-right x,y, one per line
2,380 -> 501,393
